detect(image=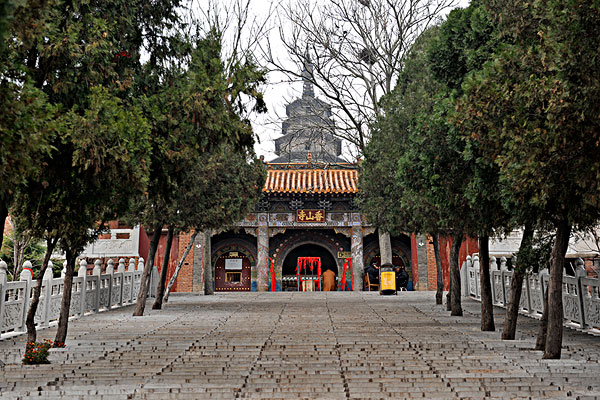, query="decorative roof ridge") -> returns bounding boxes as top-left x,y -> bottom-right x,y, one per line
262,168 -> 359,194
265,162 -> 358,170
